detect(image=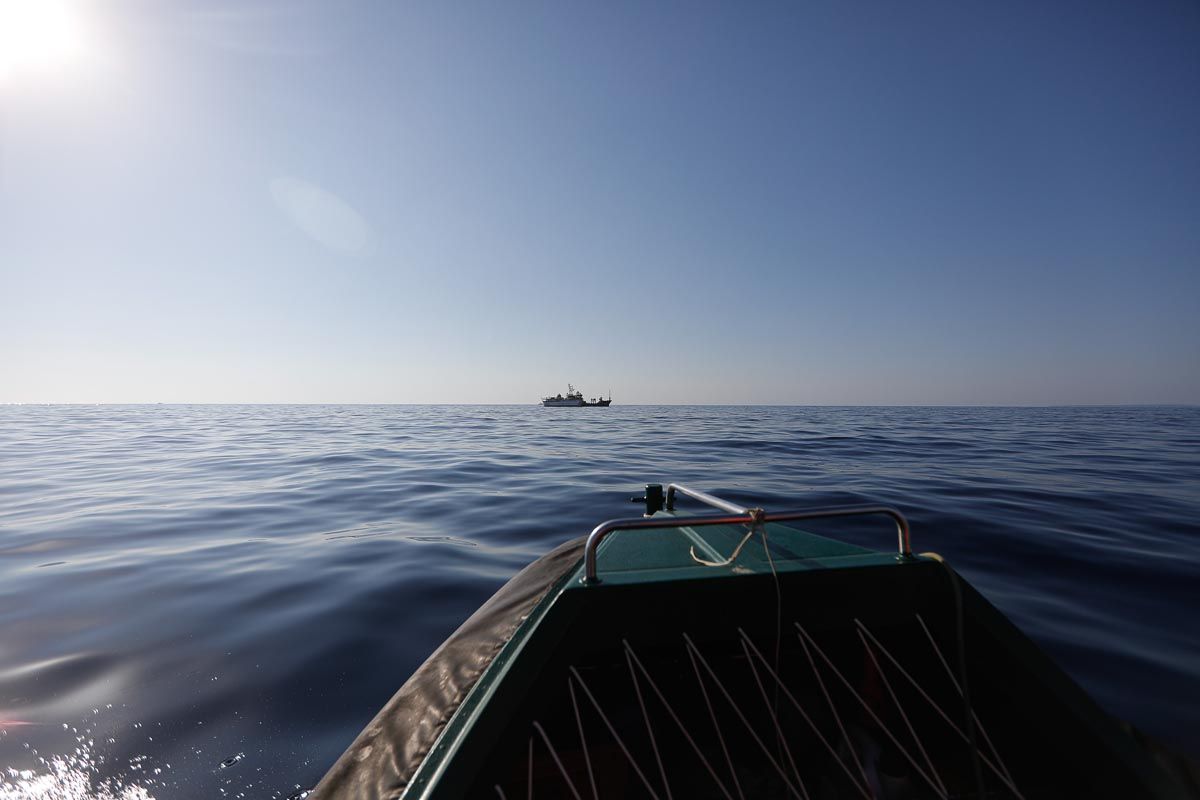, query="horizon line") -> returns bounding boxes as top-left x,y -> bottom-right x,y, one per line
2,402 -> 1197,409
